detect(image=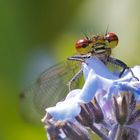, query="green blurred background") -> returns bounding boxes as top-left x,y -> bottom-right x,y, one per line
1,0 -> 140,140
